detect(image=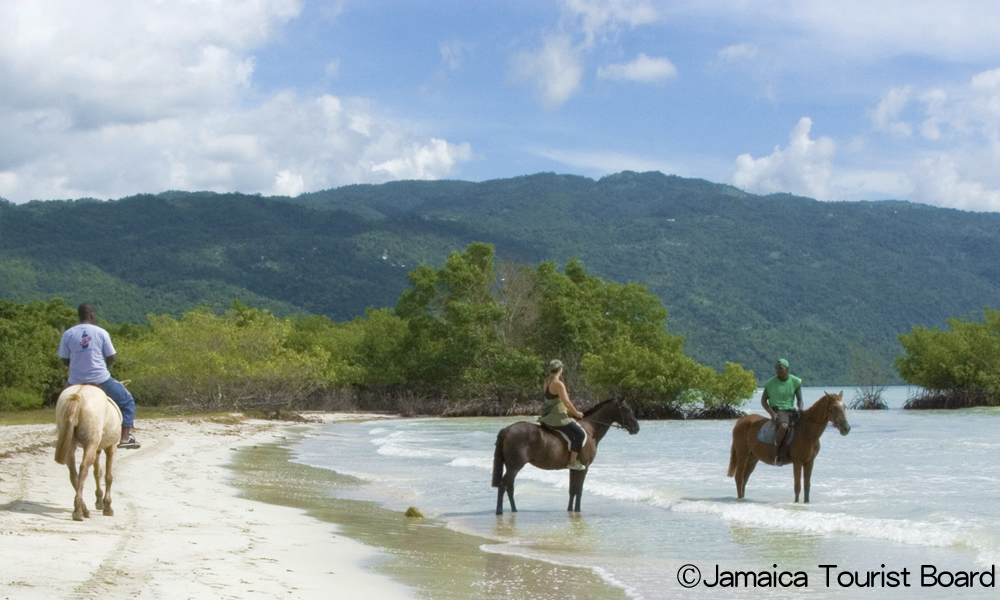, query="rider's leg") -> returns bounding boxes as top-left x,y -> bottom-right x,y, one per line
562,422 -> 587,469
98,377 -> 136,444
773,423 -> 788,464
